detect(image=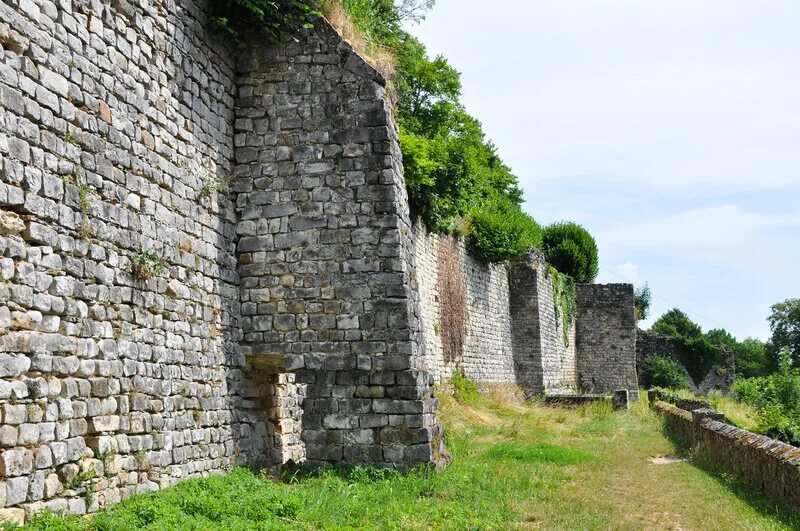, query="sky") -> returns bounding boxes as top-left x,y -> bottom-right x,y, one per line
411,0 -> 800,340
